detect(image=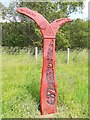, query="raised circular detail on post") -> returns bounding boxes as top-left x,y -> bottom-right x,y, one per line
39,21 -> 47,30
